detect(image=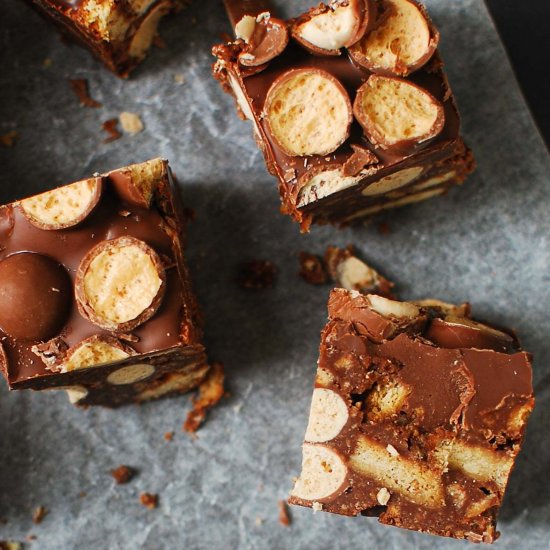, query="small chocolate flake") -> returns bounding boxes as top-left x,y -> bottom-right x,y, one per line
164,431 -> 174,442
278,500 -> 291,527
237,260 -> 276,289
140,493 -> 159,509
32,506 -> 48,525
298,252 -> 328,285
111,465 -> 136,484
69,79 -> 102,108
102,119 -> 121,143
0,130 -> 17,148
